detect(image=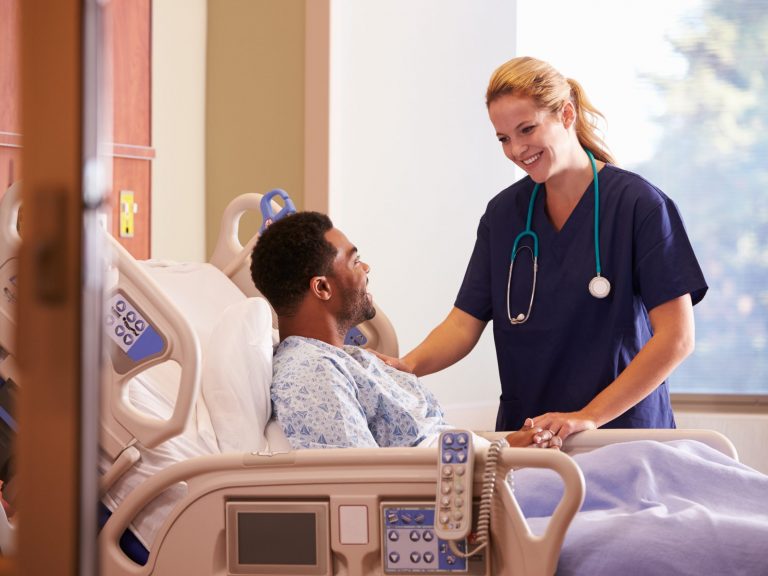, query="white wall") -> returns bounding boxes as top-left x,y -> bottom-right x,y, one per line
151,0 -> 207,262
328,0 -> 518,416
674,410 -> 768,474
